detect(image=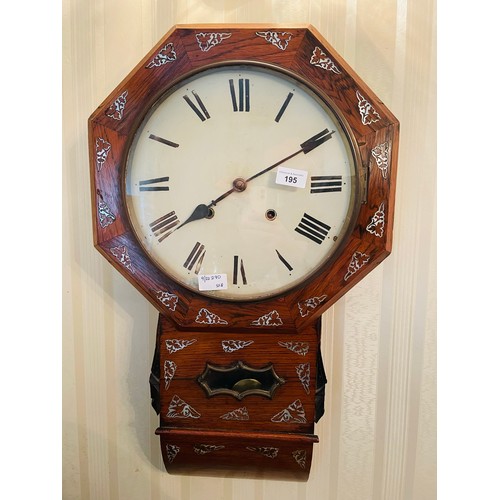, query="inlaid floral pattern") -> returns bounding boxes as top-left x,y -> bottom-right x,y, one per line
105,90 -> 128,120
256,31 -> 292,50
195,32 -> 231,51
146,43 -> 176,67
